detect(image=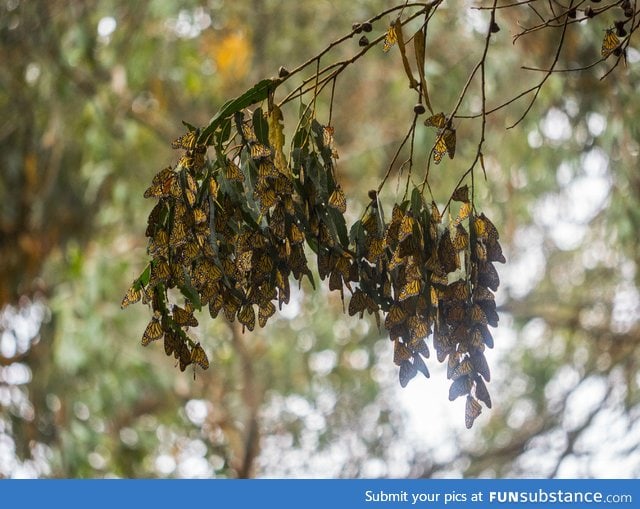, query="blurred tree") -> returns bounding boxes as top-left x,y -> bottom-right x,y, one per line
1,0 -> 640,479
